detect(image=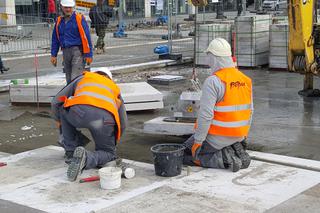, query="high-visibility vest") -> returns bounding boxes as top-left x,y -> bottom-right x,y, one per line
197,67 -> 253,137
55,13 -> 90,54
64,72 -> 122,141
